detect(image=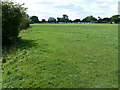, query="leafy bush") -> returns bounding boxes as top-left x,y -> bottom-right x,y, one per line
2,1 -> 29,45
19,14 -> 30,30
